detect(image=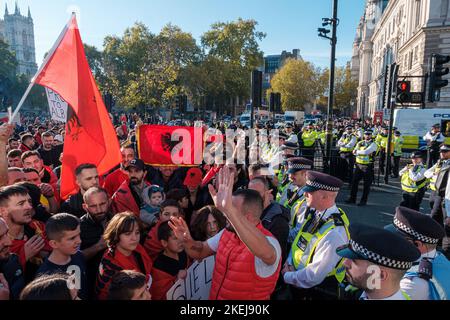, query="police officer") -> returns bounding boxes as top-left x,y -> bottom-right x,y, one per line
282,171 -> 350,300
346,130 -> 378,206
385,206 -> 449,300
282,158 -> 313,223
399,151 -> 427,211
424,144 -> 450,228
391,131 -> 404,178
424,124 -> 445,168
354,123 -> 364,141
336,223 -> 420,300
337,125 -> 357,182
284,123 -> 298,144
300,125 -> 317,163
375,126 -> 390,175
275,154 -> 296,204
